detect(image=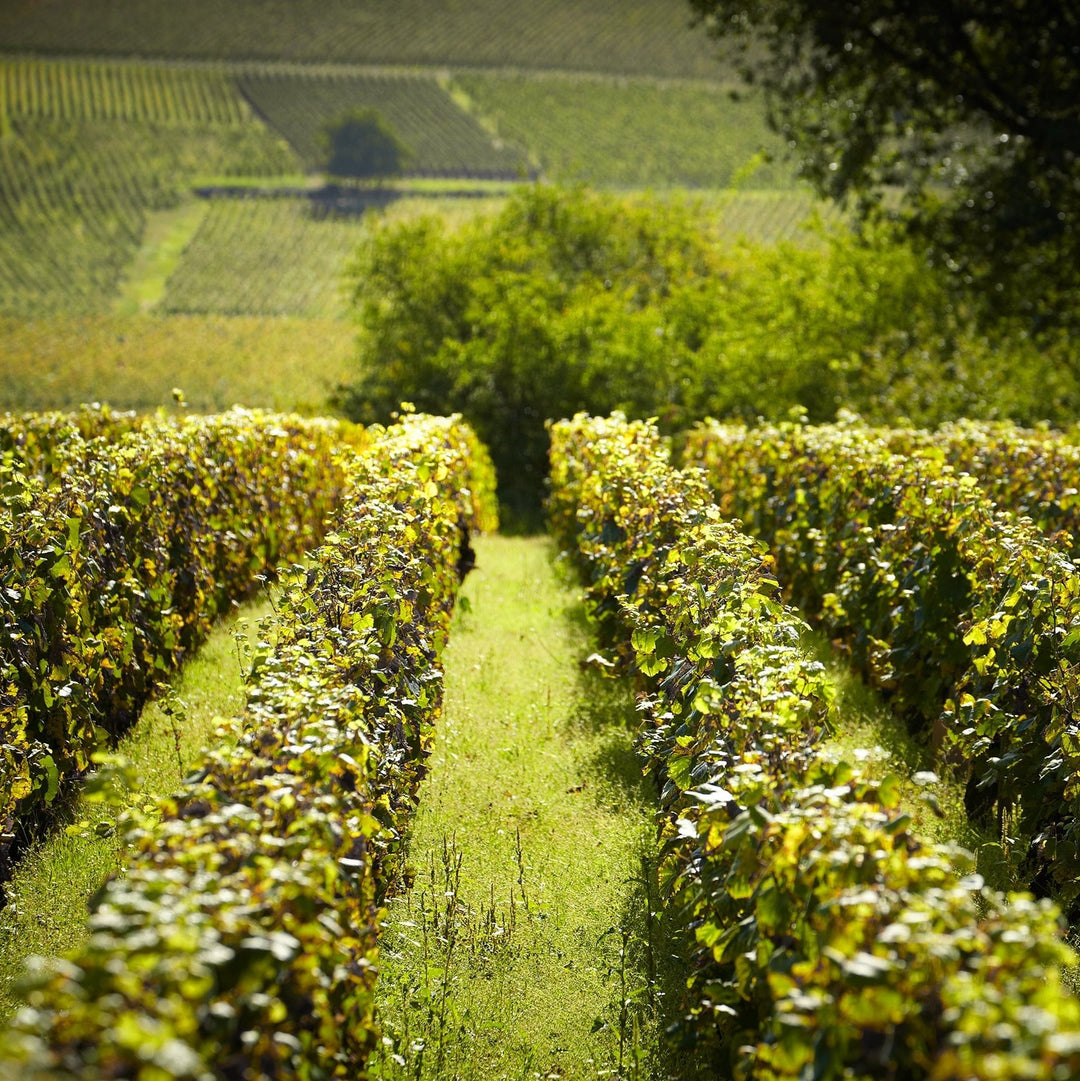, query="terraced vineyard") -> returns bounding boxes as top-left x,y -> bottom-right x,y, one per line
0,0 -> 722,77
0,57 -> 251,125
0,13 -> 815,337
0,119 -> 295,317
0,57 -> 299,317
160,198 -> 369,317
705,188 -> 844,241
456,74 -> 795,190
238,70 -> 527,177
